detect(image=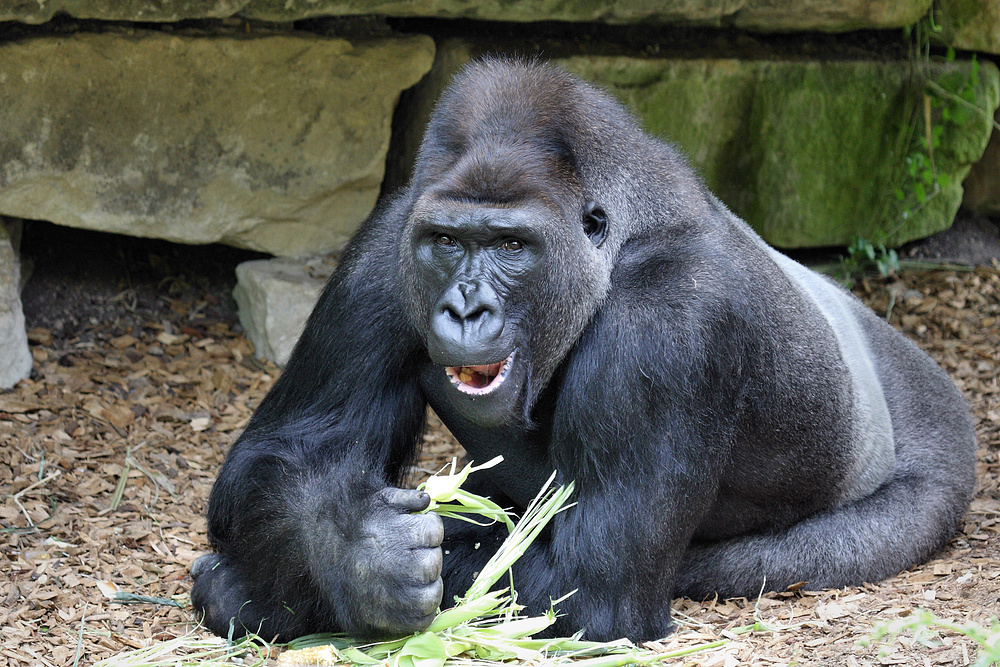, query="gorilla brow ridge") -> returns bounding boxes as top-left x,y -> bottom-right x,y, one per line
425,136 -> 579,211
